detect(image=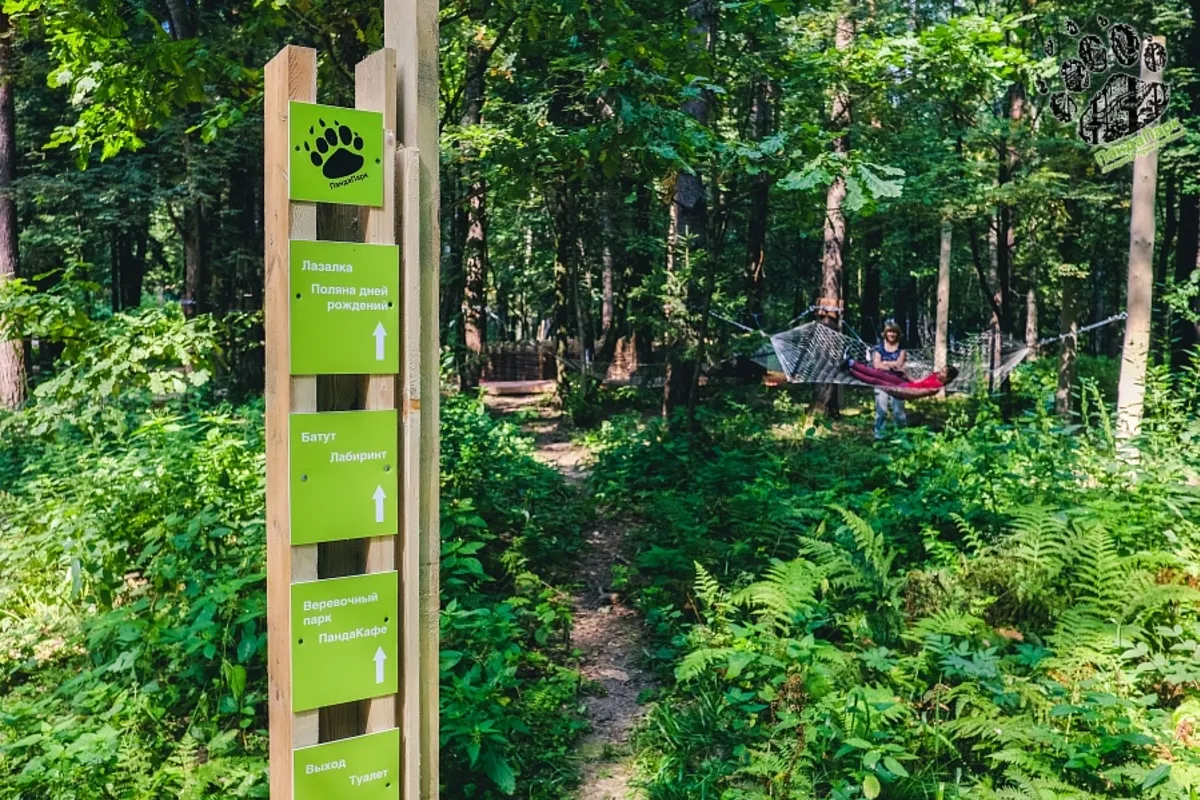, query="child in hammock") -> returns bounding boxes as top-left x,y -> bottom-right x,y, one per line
846,360 -> 960,392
